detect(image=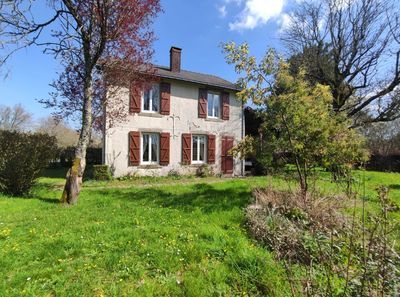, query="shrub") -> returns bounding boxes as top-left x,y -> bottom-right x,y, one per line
246,188 -> 347,264
116,170 -> 139,181
0,130 -> 57,196
92,165 -> 112,181
167,169 -> 181,179
246,187 -> 400,295
196,164 -> 214,178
